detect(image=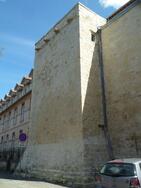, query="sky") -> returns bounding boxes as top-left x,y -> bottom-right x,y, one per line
0,0 -> 129,99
